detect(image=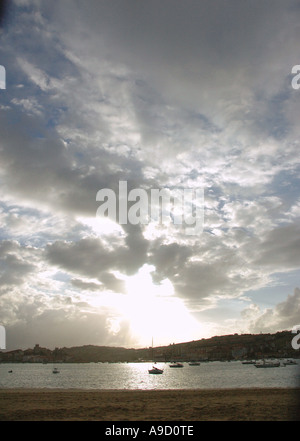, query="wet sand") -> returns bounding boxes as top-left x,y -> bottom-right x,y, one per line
0,388 -> 299,421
